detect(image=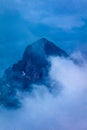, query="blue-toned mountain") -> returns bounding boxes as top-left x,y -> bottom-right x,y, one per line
0,38 -> 68,108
